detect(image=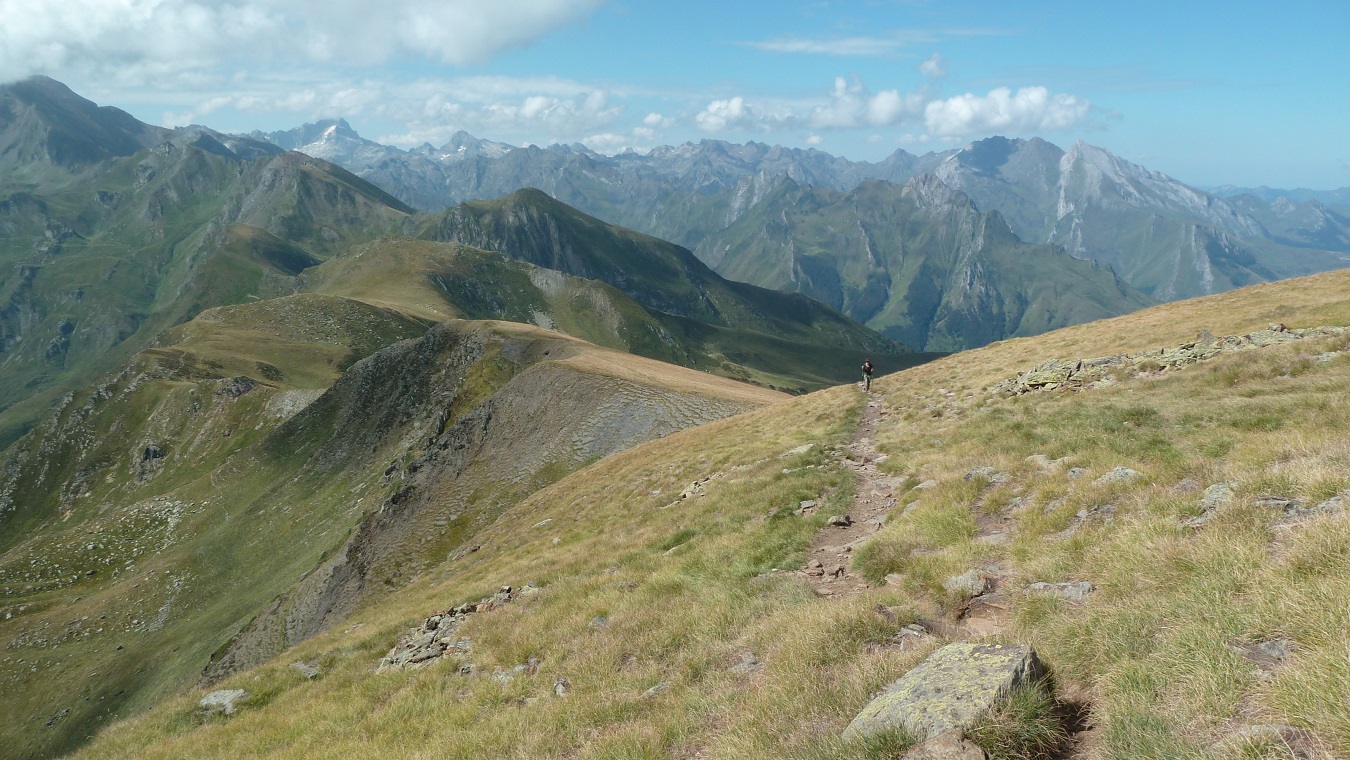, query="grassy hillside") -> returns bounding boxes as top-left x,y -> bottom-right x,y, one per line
419,188 -> 906,356
307,237 -> 933,392
0,300 -> 782,759
64,268 -> 1350,759
0,139 -> 414,449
